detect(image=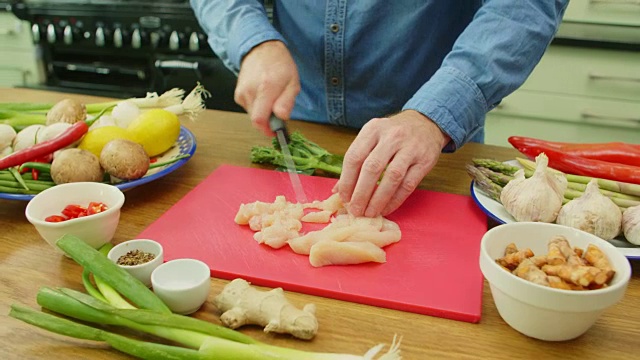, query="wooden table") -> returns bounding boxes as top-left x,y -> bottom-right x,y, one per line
1,89 -> 638,359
